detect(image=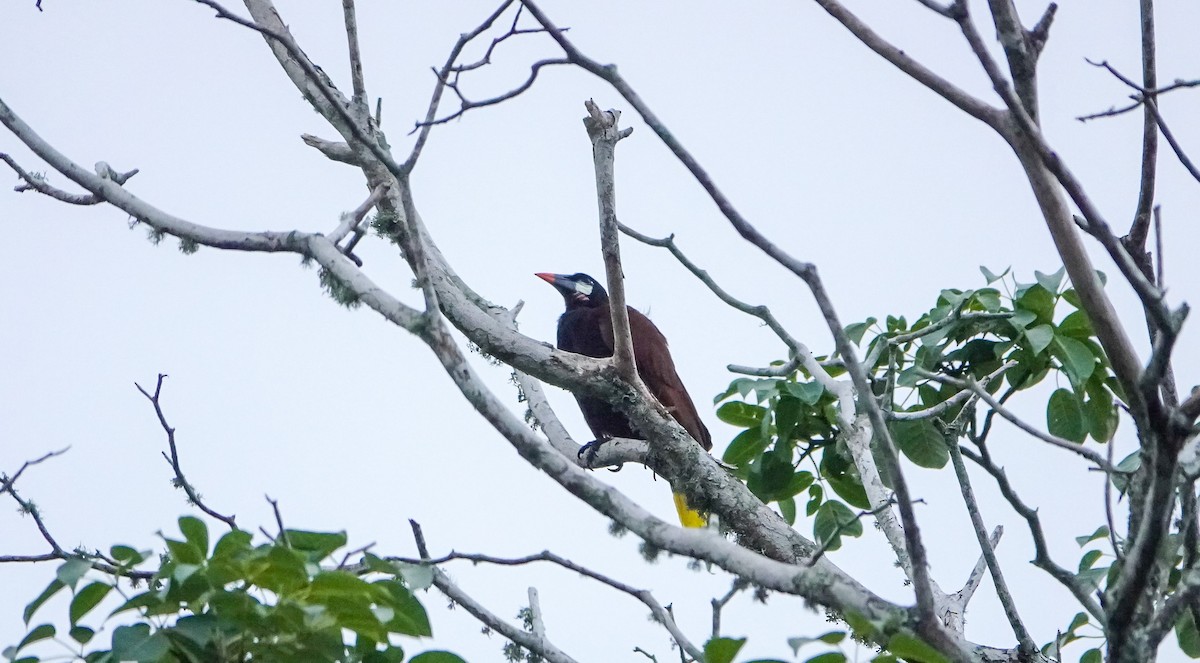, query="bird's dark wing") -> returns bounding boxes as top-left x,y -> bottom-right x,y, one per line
599,307 -> 712,451
558,306 -> 637,440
